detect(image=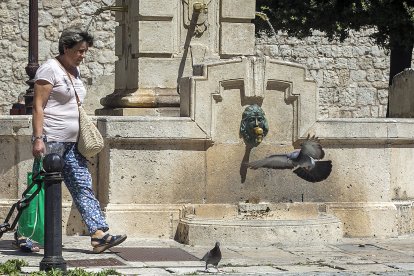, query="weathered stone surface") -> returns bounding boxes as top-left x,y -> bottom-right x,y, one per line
0,1 -> 404,117
389,69 -> 414,118
83,74 -> 114,112
220,23 -> 255,56
256,28 -> 400,119
137,0 -> 176,17
326,202 -> 398,237
390,147 -> 414,200
221,0 -> 255,19
106,146 -> 206,204
176,214 -> 343,246
104,204 -> 181,239
0,138 -> 19,199
0,0 -> 117,115
138,21 -> 174,54
2,1 -> 414,247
